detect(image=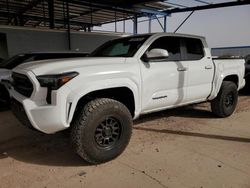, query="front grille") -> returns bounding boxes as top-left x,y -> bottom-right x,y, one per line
12,72 -> 33,97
